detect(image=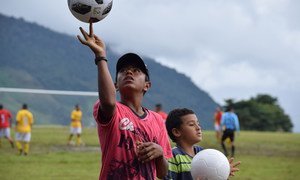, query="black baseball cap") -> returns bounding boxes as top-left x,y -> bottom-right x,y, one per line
116,53 -> 150,81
